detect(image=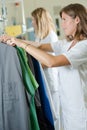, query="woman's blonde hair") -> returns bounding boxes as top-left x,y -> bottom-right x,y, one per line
31,7 -> 56,39
60,3 -> 87,41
